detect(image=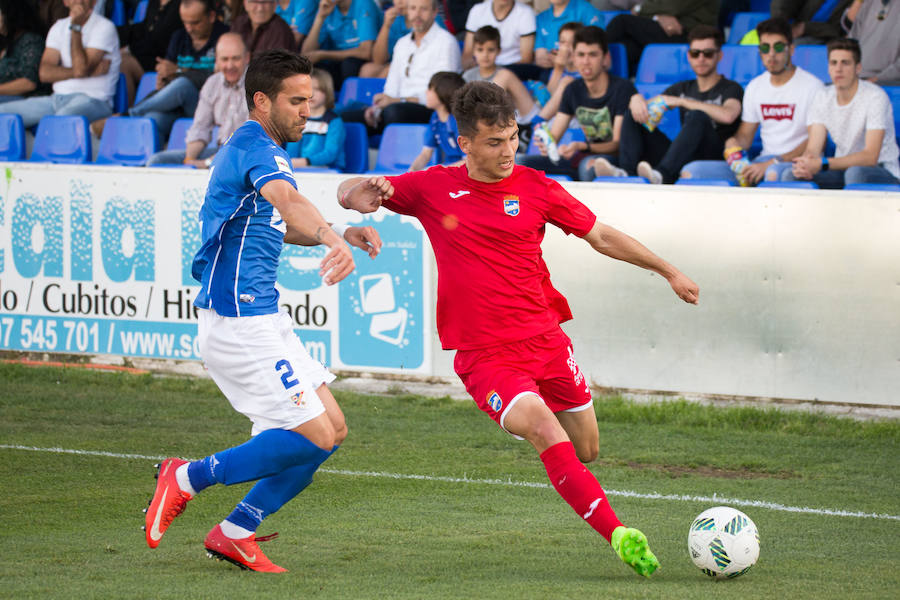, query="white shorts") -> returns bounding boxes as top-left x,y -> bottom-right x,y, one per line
197,307 -> 335,436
